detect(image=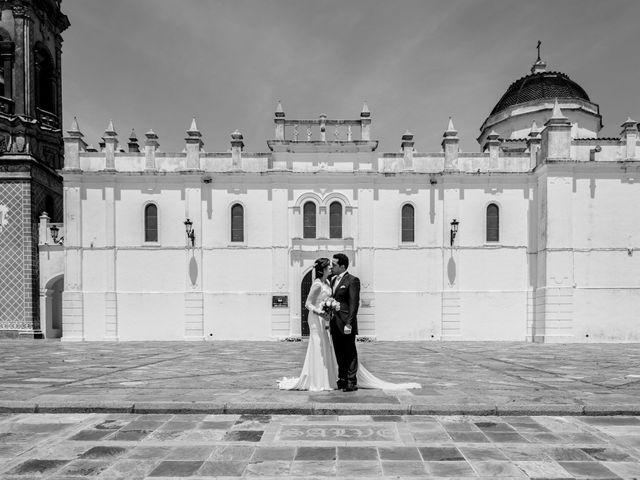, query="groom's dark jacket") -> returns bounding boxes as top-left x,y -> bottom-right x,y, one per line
331,272 -> 360,335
